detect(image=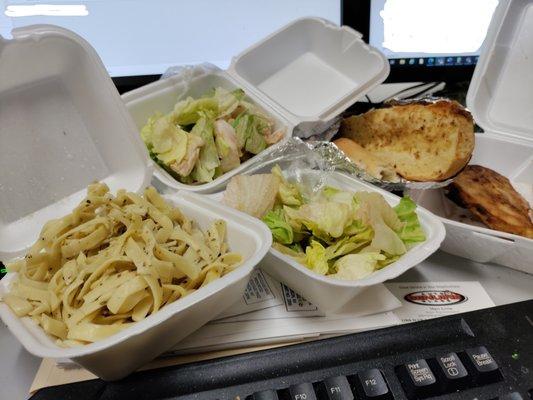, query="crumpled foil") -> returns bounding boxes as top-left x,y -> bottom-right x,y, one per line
250,137 -> 456,192
292,96 -> 469,191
